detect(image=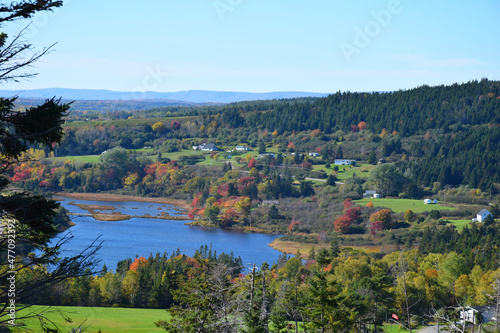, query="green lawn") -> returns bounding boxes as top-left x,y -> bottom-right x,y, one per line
9,306 -> 168,333
50,155 -> 101,163
313,164 -> 374,180
383,324 -> 417,333
356,198 -> 454,213
160,149 -> 204,161
447,219 -> 473,231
